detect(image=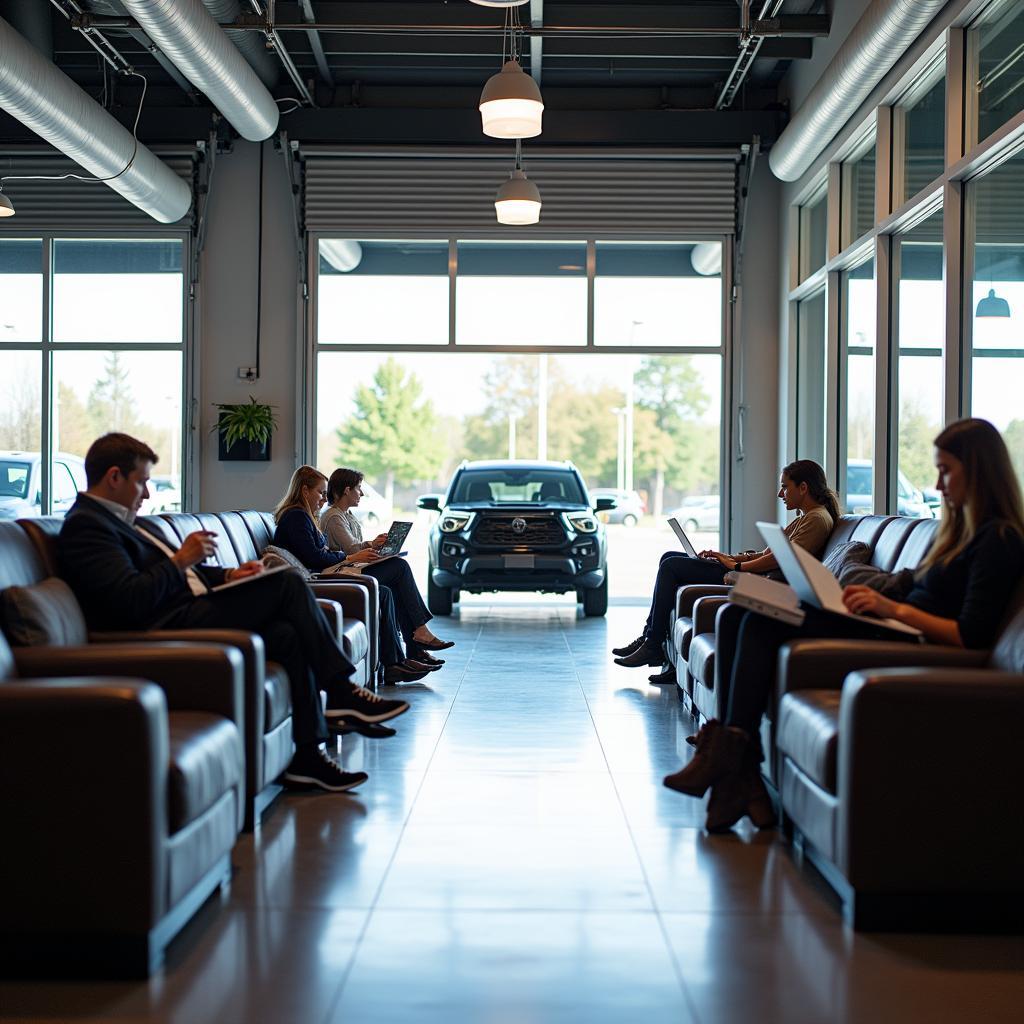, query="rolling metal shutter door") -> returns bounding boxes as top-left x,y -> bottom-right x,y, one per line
301,148 -> 739,235
0,149 -> 196,229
